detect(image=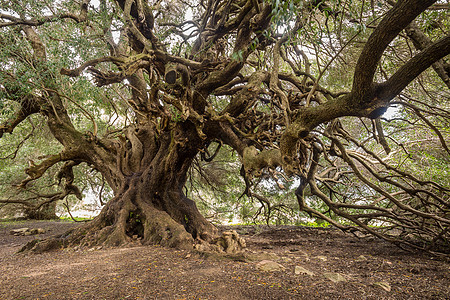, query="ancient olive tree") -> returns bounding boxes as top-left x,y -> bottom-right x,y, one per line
0,0 -> 449,254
